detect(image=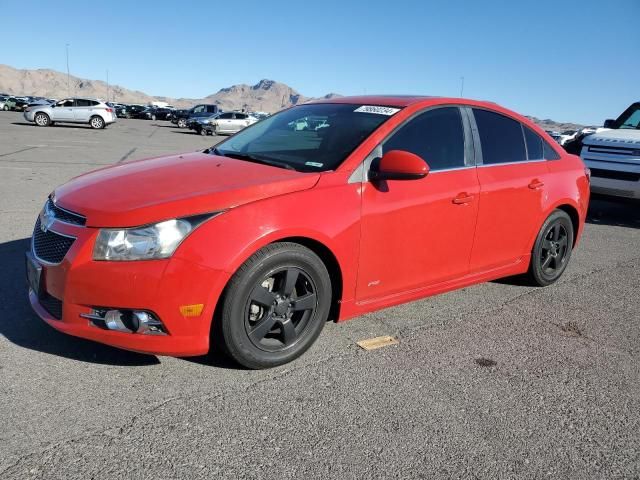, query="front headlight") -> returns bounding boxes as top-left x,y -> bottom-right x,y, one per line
93,214 -> 218,261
